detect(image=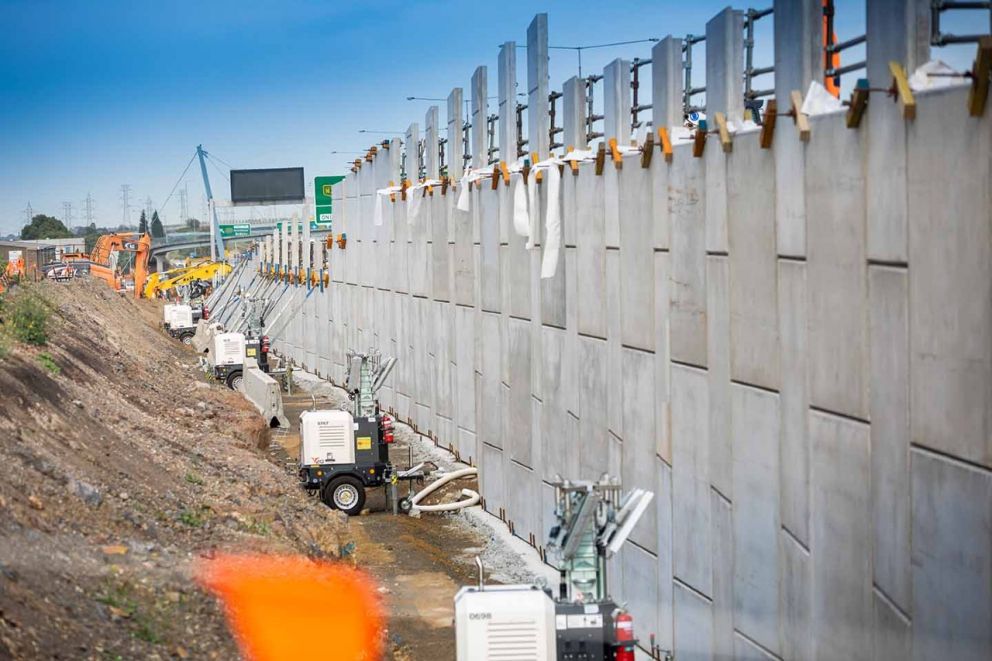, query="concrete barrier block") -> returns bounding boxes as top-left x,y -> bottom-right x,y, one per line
731,384 -> 781,653
242,367 -> 289,428
671,363 -> 711,597
908,87 -> 992,468
810,410 -> 871,661
911,448 -> 992,661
